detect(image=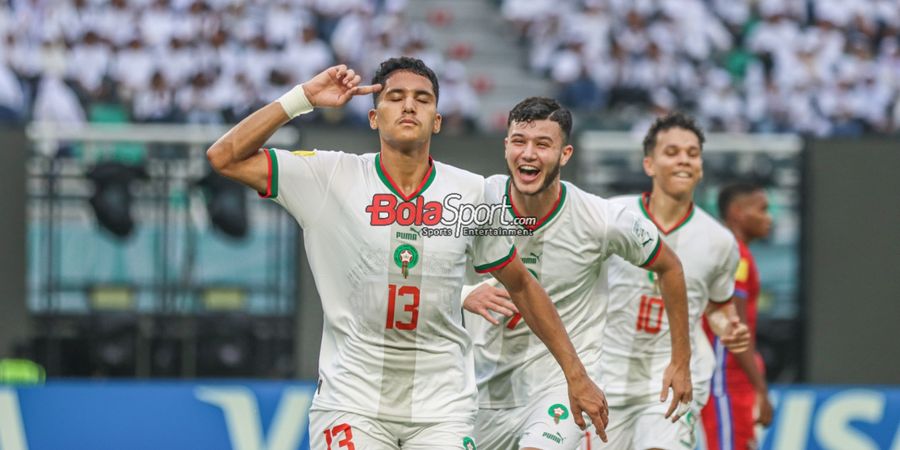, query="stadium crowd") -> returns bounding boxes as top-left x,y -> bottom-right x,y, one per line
505,0 -> 900,136
0,0 -> 481,132
1,0 -> 898,136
